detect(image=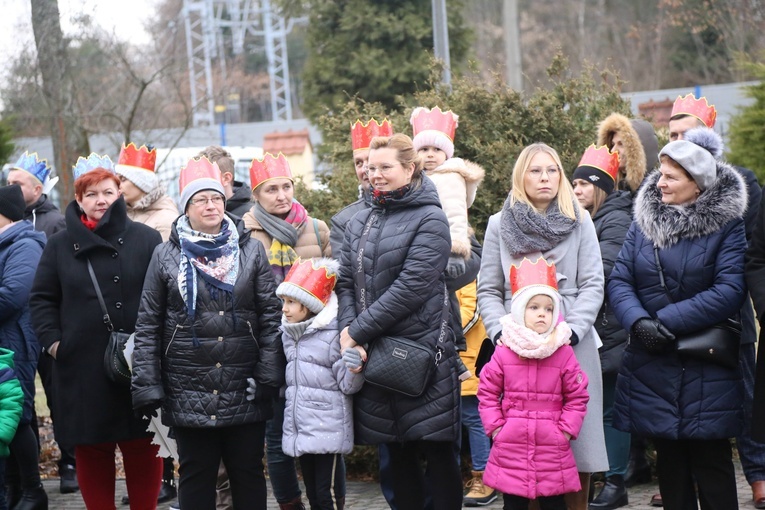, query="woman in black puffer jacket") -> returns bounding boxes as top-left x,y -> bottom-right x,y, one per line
131,157 -> 284,510
336,134 -> 461,510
